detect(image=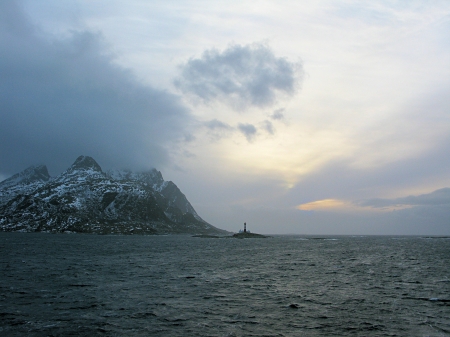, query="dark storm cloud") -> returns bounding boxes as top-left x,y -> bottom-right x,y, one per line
174,43 -> 303,110
238,123 -> 257,142
357,188 -> 450,209
0,1 -> 192,177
